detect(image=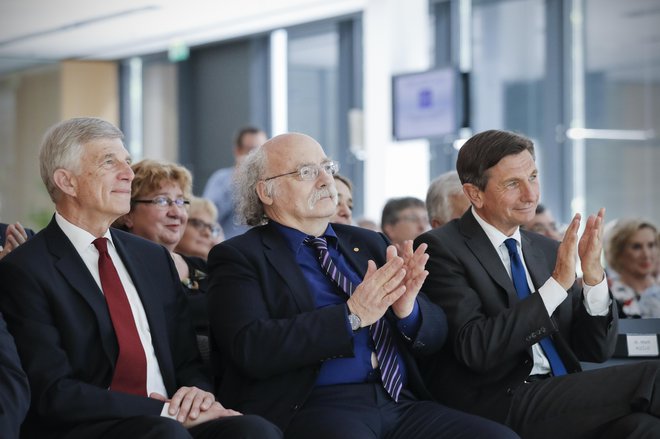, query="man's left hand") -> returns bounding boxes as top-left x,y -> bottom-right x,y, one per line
578,208 -> 606,286
389,240 -> 429,319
